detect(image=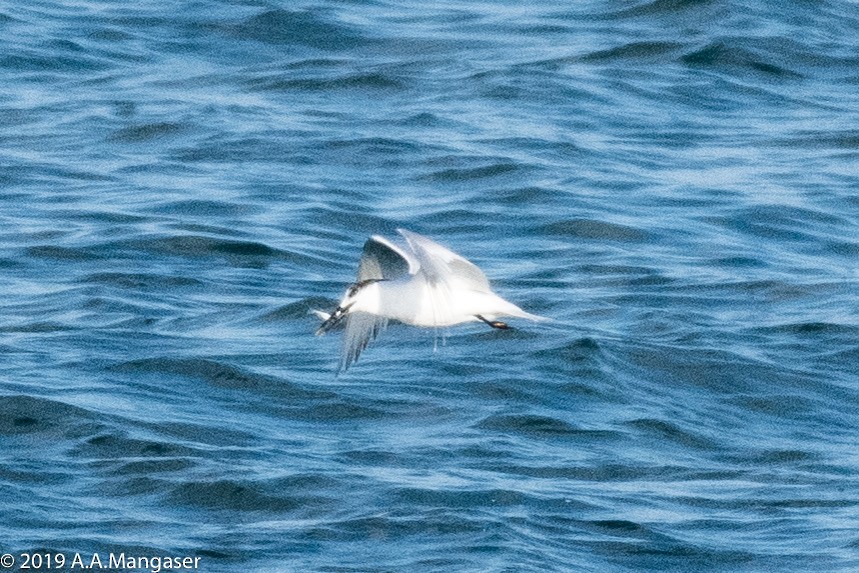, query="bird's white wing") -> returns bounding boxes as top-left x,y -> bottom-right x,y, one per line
397,228 -> 491,293
340,311 -> 388,373
357,234 -> 419,281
